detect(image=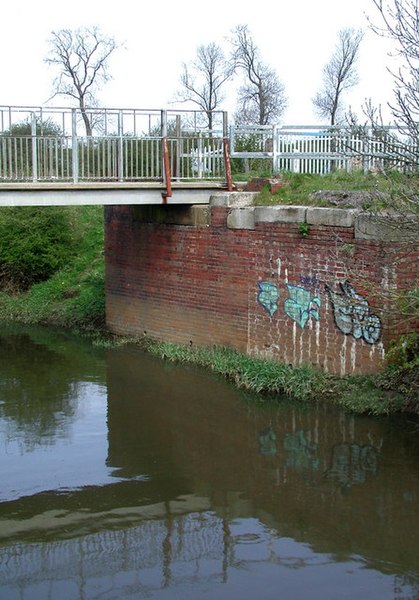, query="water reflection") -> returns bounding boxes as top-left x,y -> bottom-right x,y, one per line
0,328 -> 418,600
0,324 -> 106,449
